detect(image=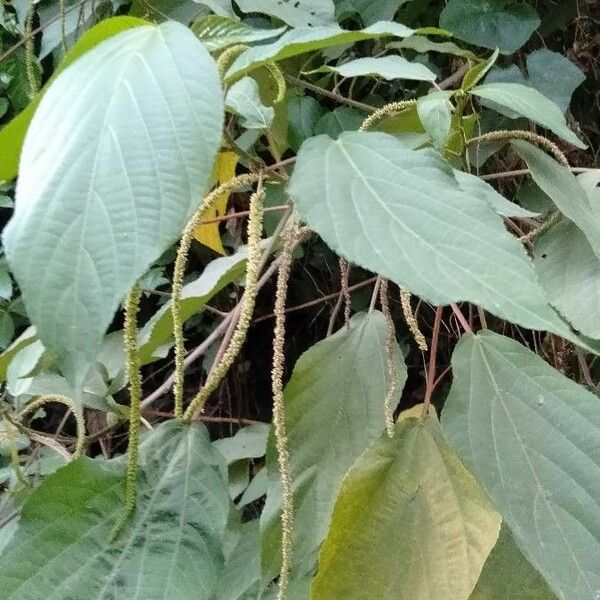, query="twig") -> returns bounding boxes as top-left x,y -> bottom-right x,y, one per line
285,74 -> 375,113
450,303 -> 473,334
422,307 -> 443,415
481,167 -> 591,181
256,276 -> 378,324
